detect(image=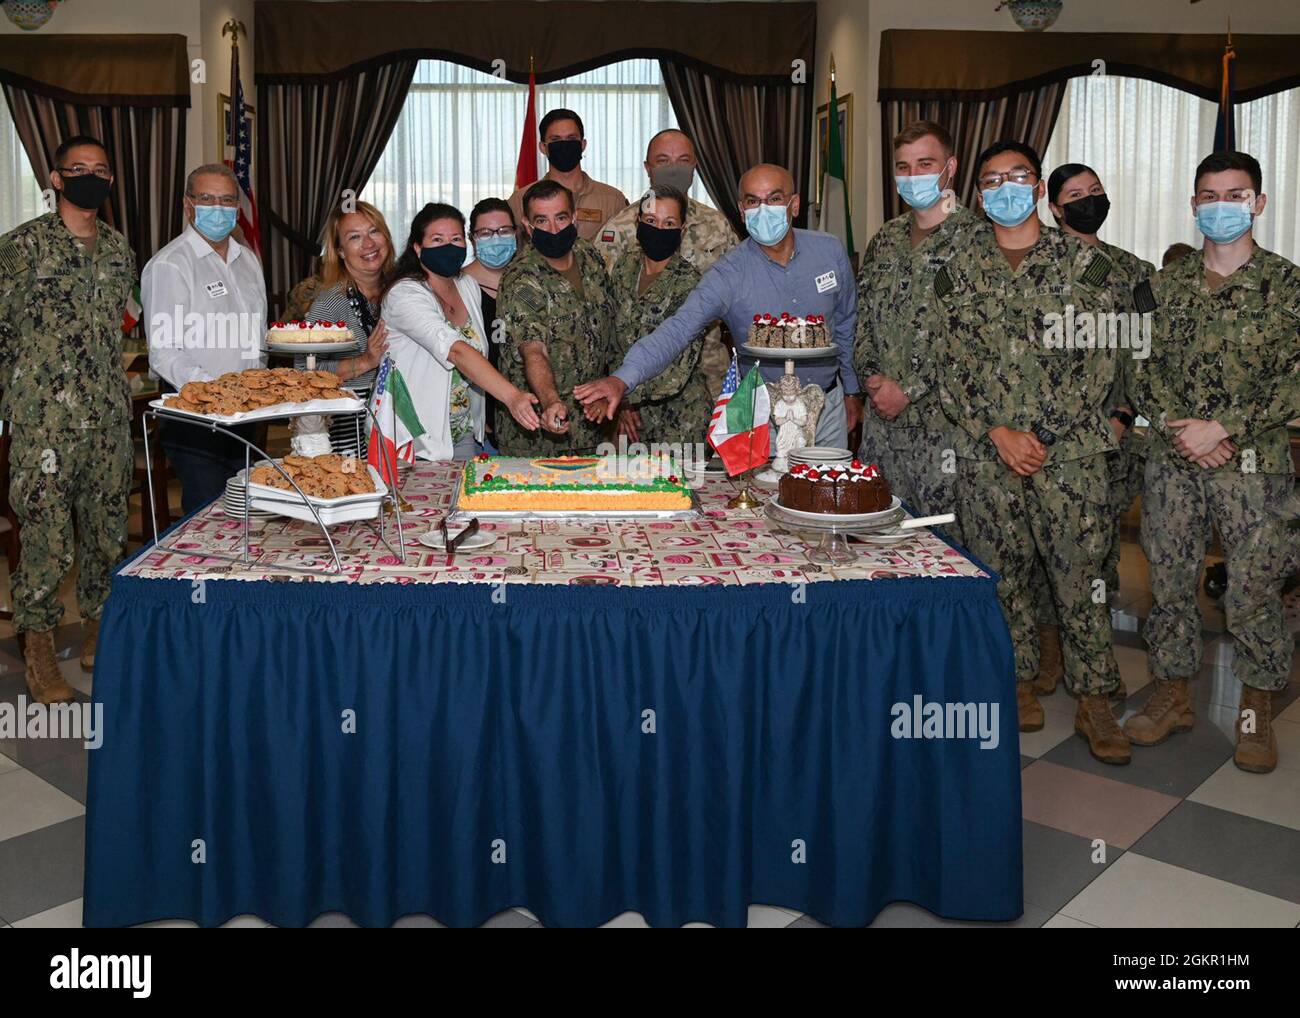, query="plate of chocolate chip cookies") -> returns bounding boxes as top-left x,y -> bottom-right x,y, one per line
152,367 -> 363,424
247,453 -> 388,525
